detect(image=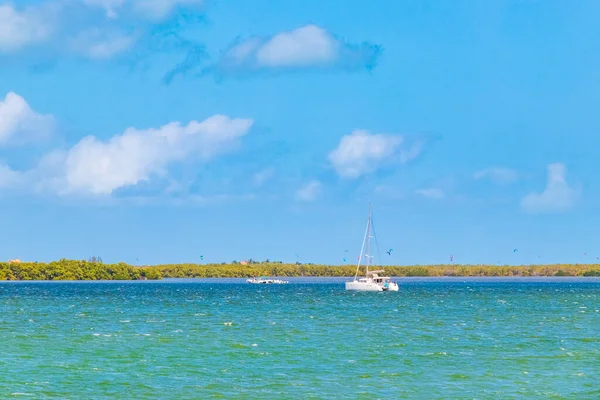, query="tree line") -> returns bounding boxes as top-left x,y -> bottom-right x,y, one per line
0,259 -> 162,280
0,260 -> 599,280
153,262 -> 600,278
